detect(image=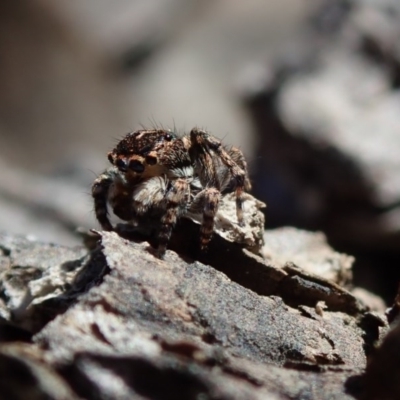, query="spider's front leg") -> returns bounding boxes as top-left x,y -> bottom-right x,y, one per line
92,169 -> 115,231
191,187 -> 221,250
190,128 -> 248,226
157,178 -> 190,258
228,146 -> 252,192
